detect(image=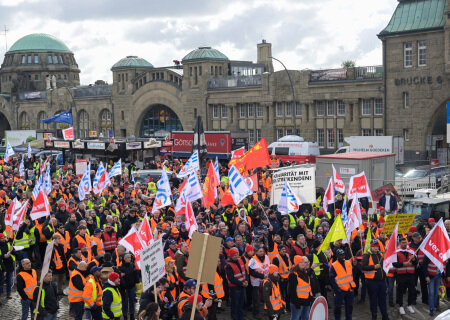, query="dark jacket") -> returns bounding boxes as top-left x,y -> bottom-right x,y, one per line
0,240 -> 15,272
33,281 -> 59,317
118,262 -> 139,290
50,243 -> 67,275
361,250 -> 386,281
225,259 -> 247,287
288,269 -> 314,307
378,194 -> 398,212
102,282 -> 121,319
180,303 -> 204,320
262,278 -> 284,316
17,268 -> 36,300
